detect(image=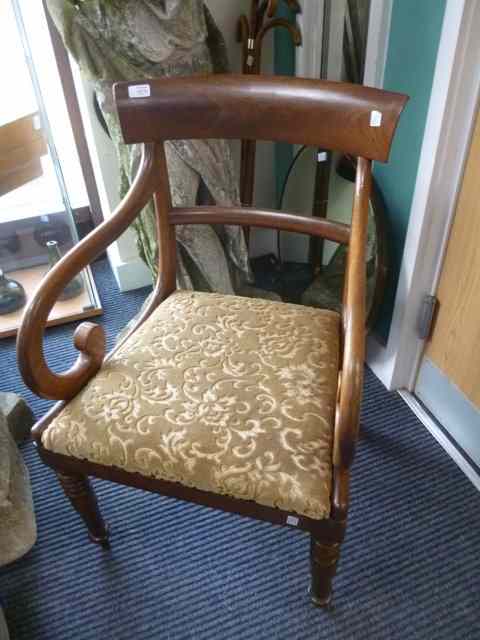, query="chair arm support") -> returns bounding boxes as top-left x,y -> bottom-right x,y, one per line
17,143 -> 157,401
332,158 -> 372,517
170,206 -> 350,245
